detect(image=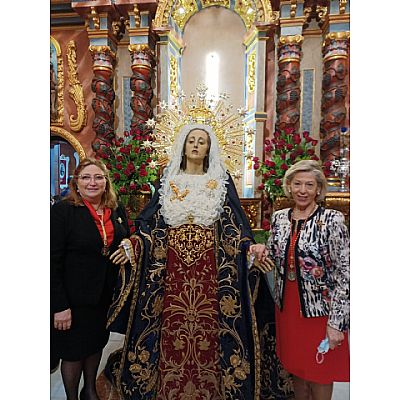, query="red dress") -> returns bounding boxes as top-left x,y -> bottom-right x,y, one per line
275,222 -> 350,384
